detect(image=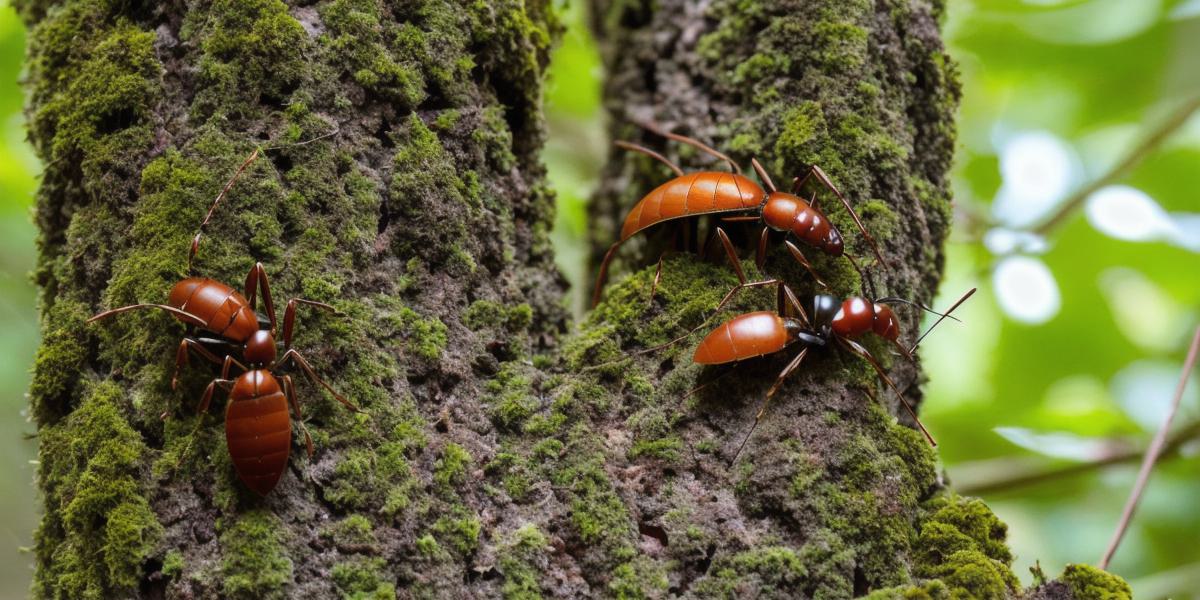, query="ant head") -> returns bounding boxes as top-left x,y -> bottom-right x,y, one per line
829,298 -> 901,340
244,329 -> 277,366
811,294 -> 840,328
